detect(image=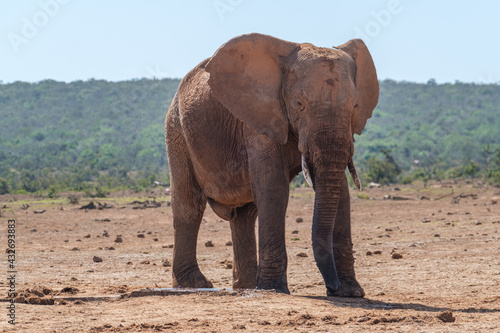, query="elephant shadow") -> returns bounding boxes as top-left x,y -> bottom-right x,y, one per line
302,295 -> 500,314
